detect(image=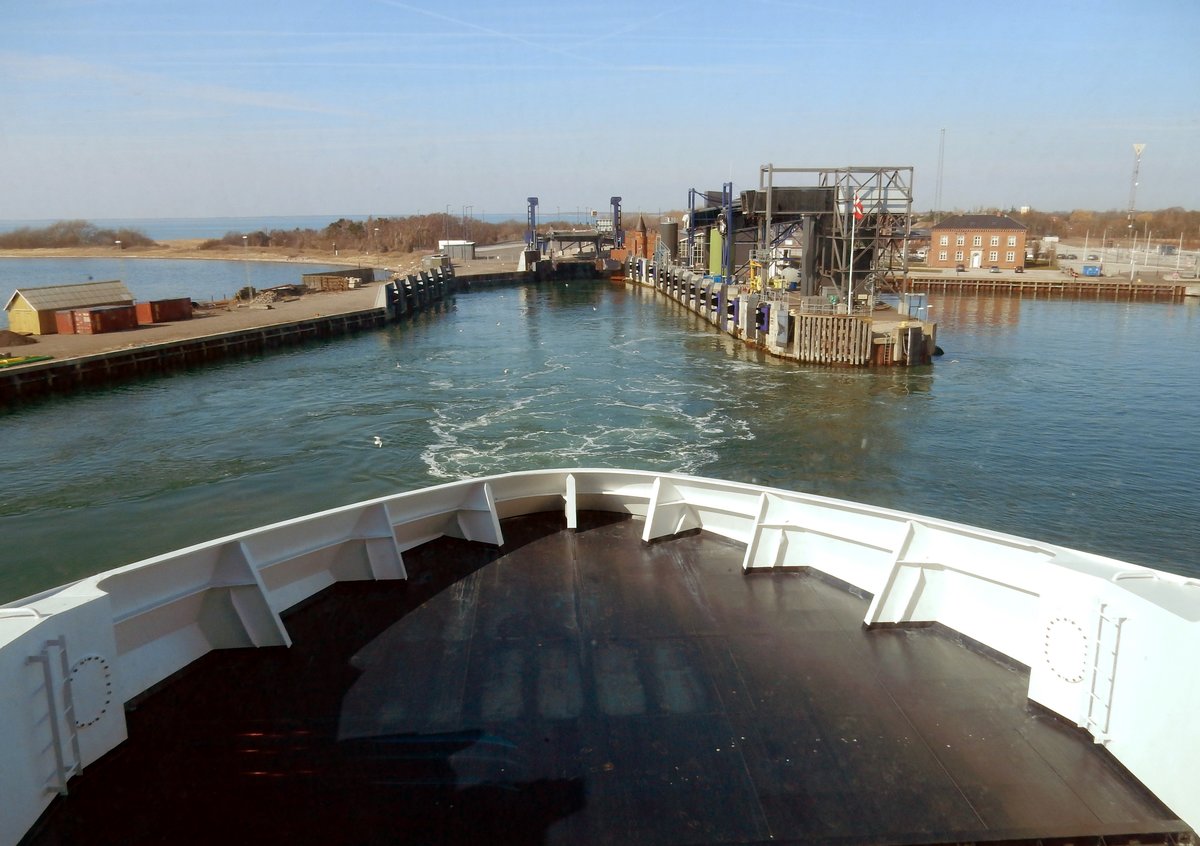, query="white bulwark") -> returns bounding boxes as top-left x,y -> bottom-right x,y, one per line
1,469 -> 1197,843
